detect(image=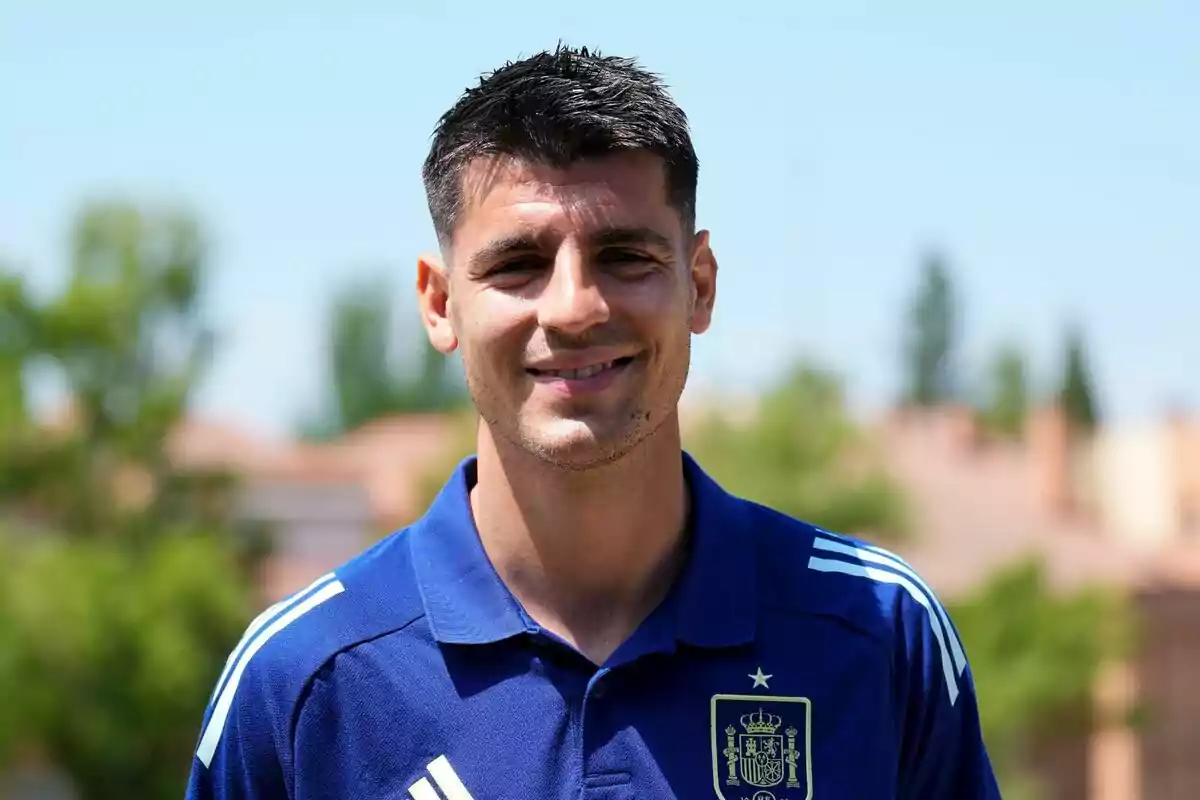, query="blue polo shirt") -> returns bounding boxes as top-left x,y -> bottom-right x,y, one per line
186,453 -> 1000,799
